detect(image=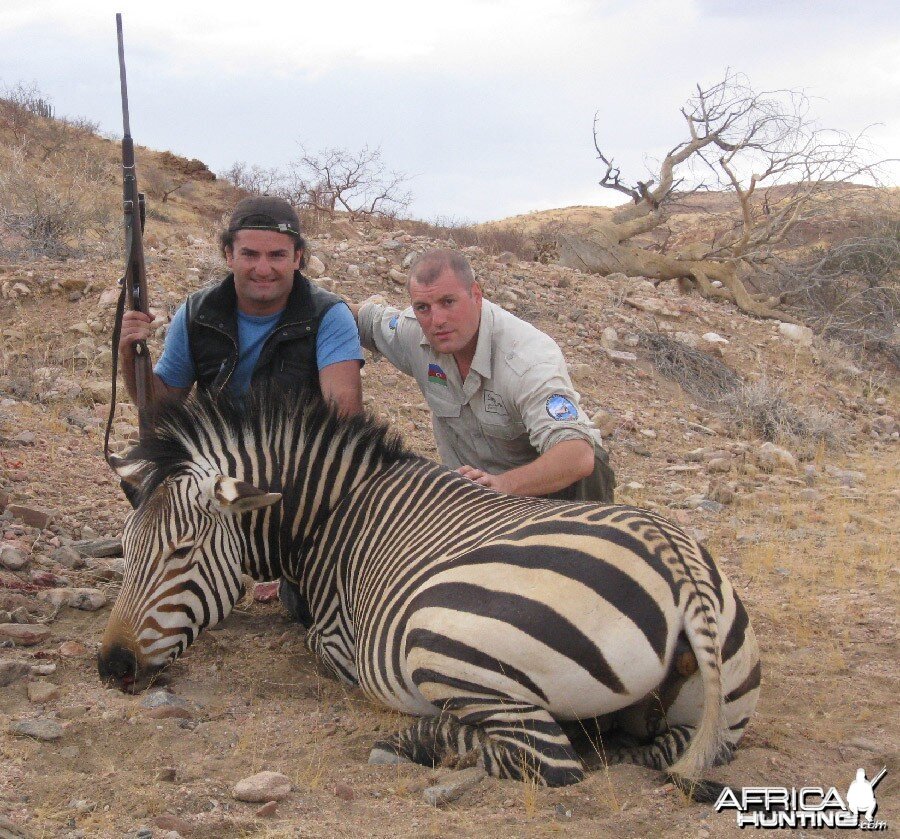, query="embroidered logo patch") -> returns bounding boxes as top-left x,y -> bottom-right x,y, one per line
484,390 -> 508,416
428,363 -> 448,386
388,314 -> 399,330
546,394 -> 578,421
